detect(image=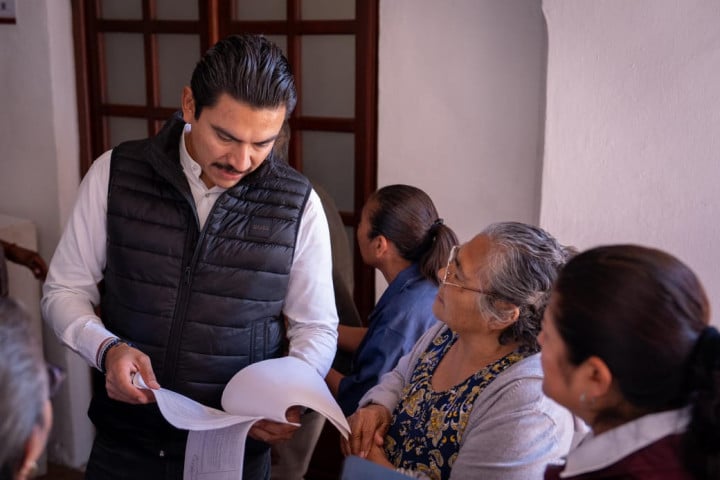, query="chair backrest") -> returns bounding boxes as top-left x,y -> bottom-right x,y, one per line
313,183 -> 362,329
313,183 -> 362,375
